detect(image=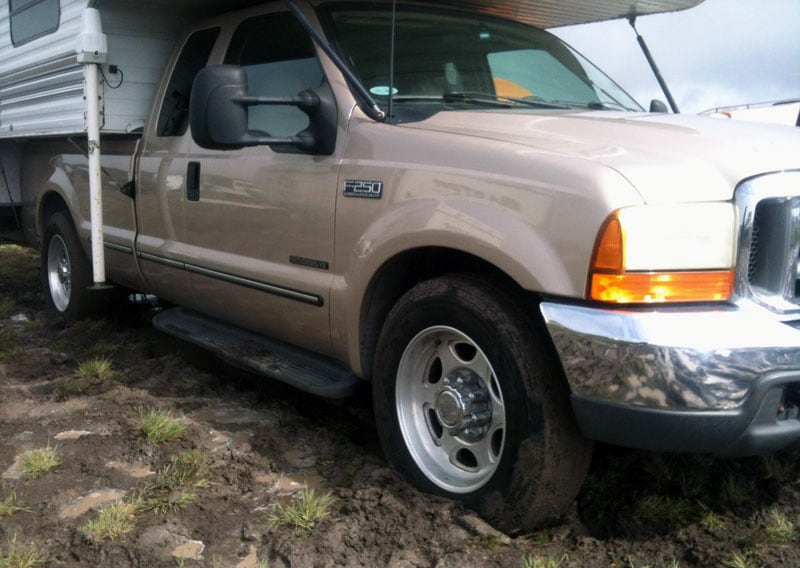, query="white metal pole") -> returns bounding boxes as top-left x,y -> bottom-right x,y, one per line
77,8 -> 108,287
84,62 -> 106,285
